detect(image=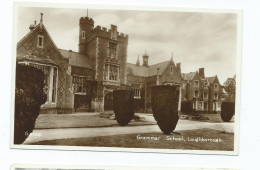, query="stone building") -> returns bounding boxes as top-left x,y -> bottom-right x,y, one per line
16,14 -> 128,114
181,68 -> 222,113
126,53 -> 183,112
16,13 -> 222,114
